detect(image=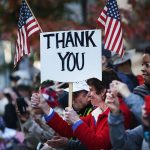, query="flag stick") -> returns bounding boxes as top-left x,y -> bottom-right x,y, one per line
69,82 -> 73,108
25,0 -> 43,33
96,24 -> 98,29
